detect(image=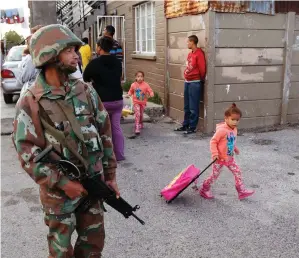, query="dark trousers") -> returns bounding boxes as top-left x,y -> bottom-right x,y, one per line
182,81 -> 202,130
